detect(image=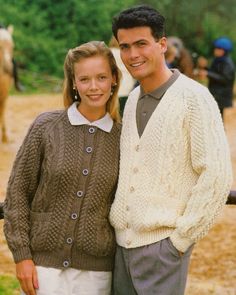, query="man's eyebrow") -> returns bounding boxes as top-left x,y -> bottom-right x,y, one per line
119,39 -> 147,47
